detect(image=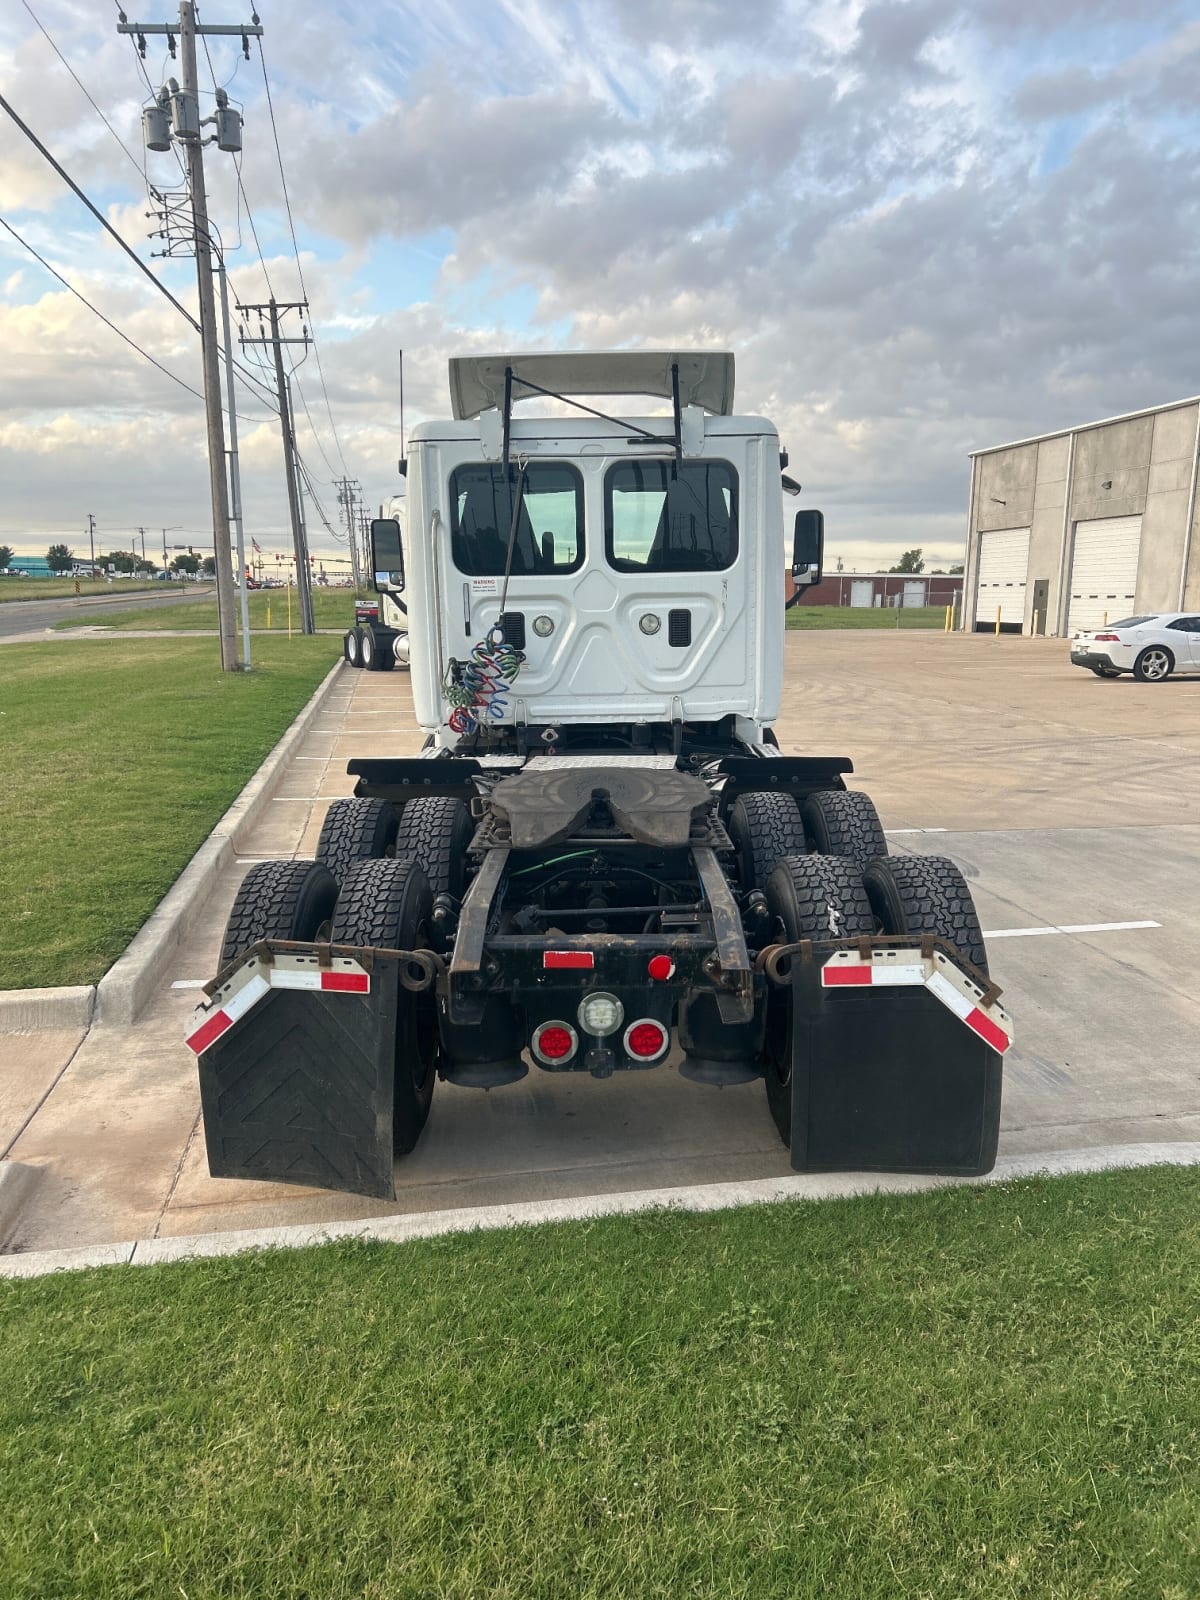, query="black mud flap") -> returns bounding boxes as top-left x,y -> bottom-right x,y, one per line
788,954 -> 1003,1177
197,961 -> 399,1199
